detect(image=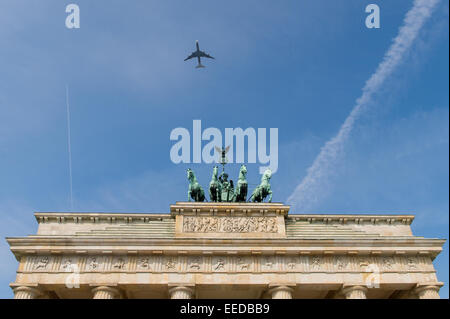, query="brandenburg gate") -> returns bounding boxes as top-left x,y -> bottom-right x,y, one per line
7,202 -> 445,299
